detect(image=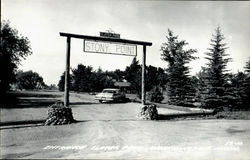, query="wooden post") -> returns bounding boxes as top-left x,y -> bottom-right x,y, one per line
142,45 -> 146,105
64,36 -> 71,107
